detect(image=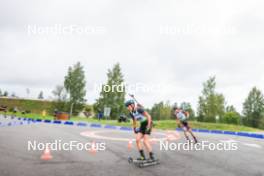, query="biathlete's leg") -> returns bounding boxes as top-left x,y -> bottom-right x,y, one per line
180,122 -> 190,141
143,134 -> 154,160
187,127 -> 198,143
183,130 -> 190,141
136,133 -> 145,160
143,134 -> 152,152
183,121 -> 198,143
